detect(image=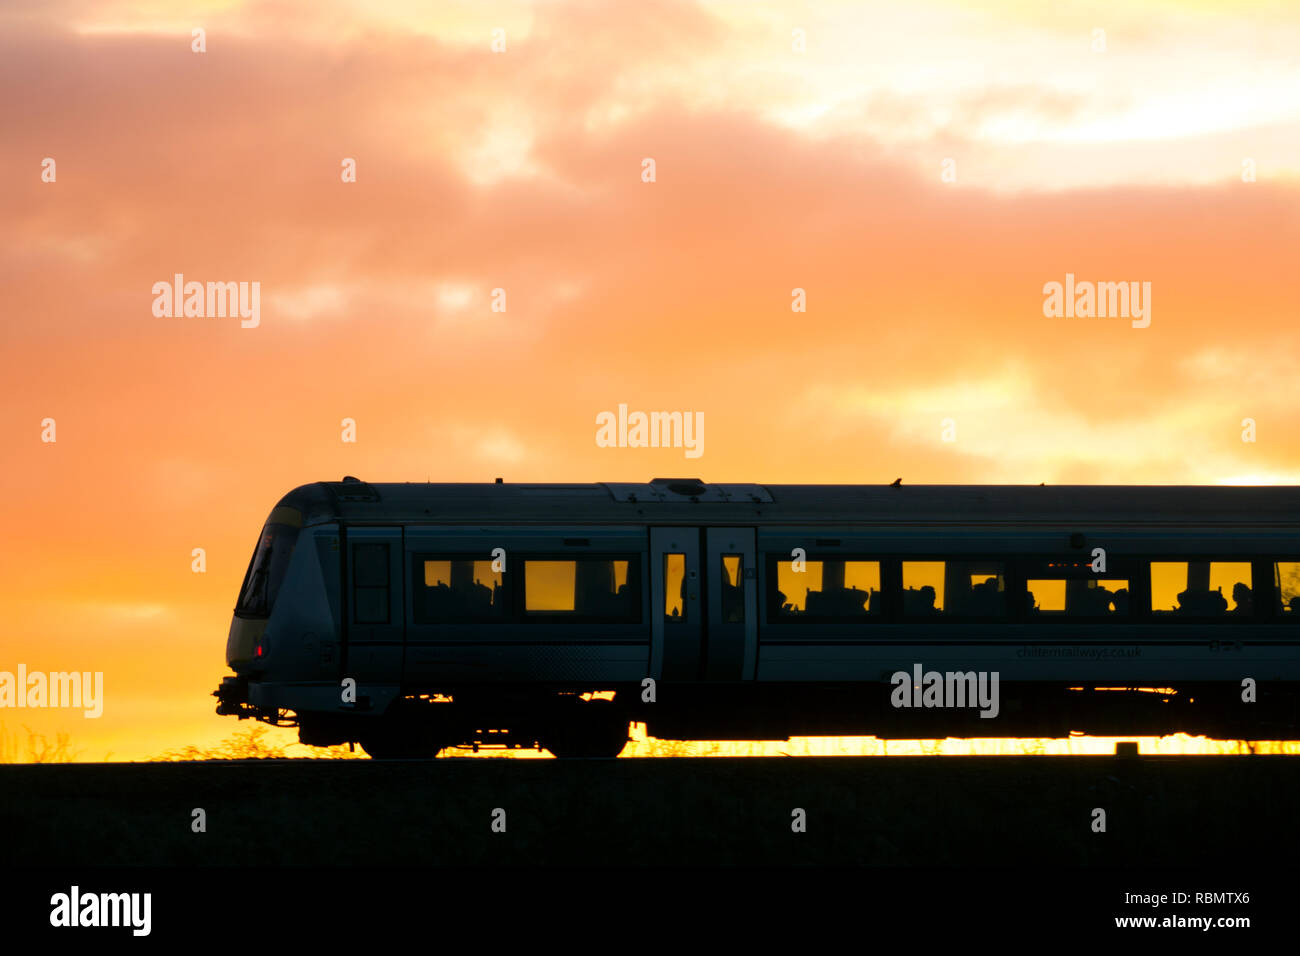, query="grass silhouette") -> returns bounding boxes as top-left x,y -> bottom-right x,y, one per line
0,722 -> 83,763
152,724 -> 365,761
